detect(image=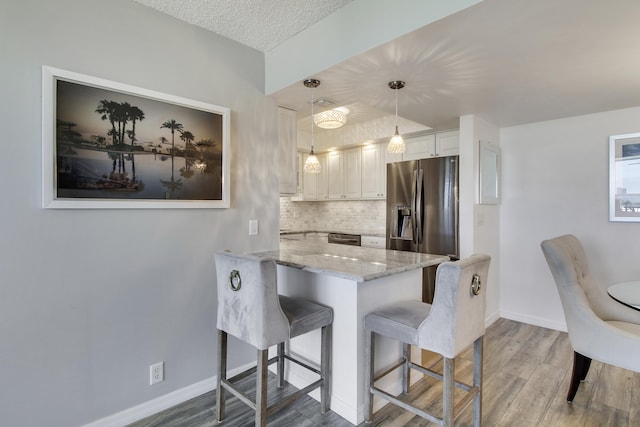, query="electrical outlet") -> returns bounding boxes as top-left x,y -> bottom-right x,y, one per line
150,362 -> 164,385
